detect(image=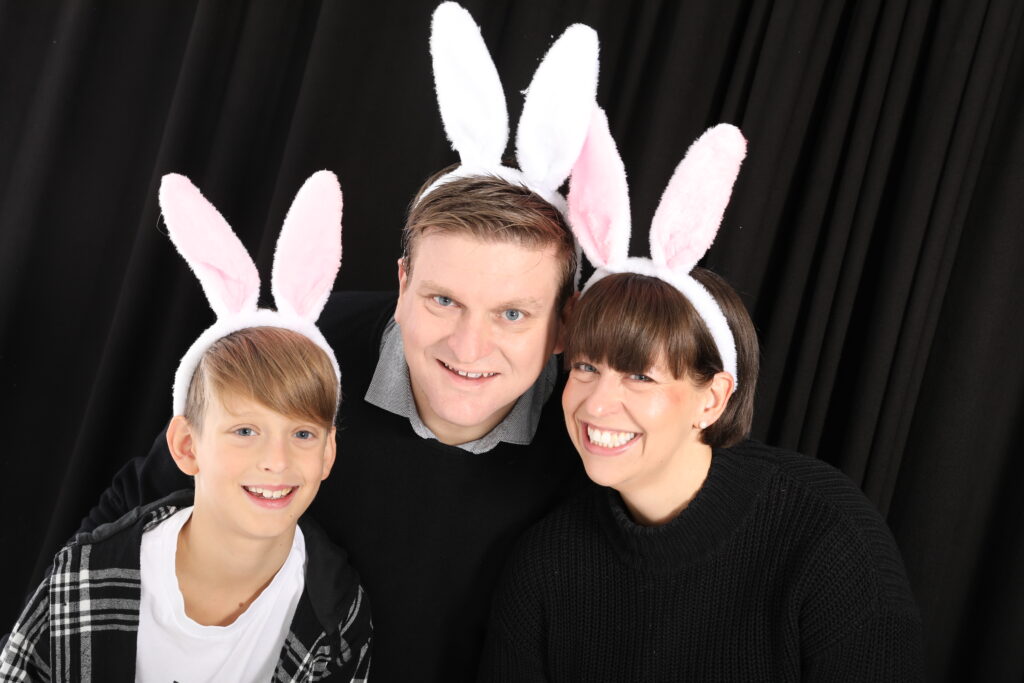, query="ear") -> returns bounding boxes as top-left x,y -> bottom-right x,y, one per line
394,256 -> 410,323
166,415 -> 200,476
649,124 -> 746,273
430,2 -> 508,167
697,371 -> 736,428
159,174 -> 260,317
320,426 -> 338,481
516,23 -> 599,193
568,107 -> 631,269
552,290 -> 579,356
396,256 -> 410,292
271,170 -> 343,320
